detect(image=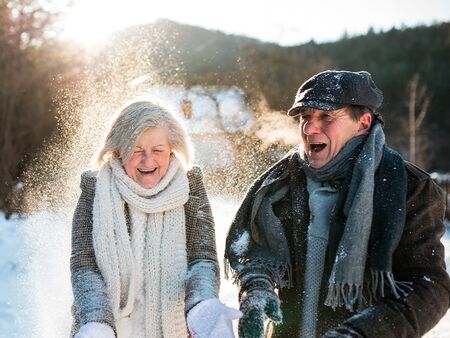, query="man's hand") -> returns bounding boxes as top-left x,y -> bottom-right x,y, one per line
238,288 -> 282,338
